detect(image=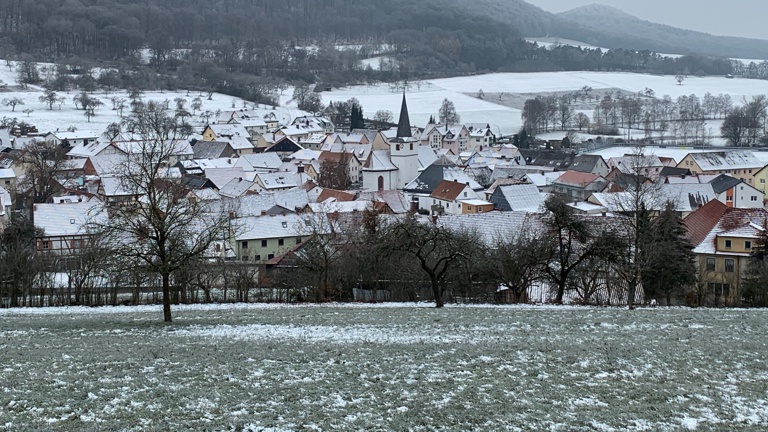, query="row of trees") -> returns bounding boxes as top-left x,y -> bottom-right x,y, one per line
521,89 -> 768,146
